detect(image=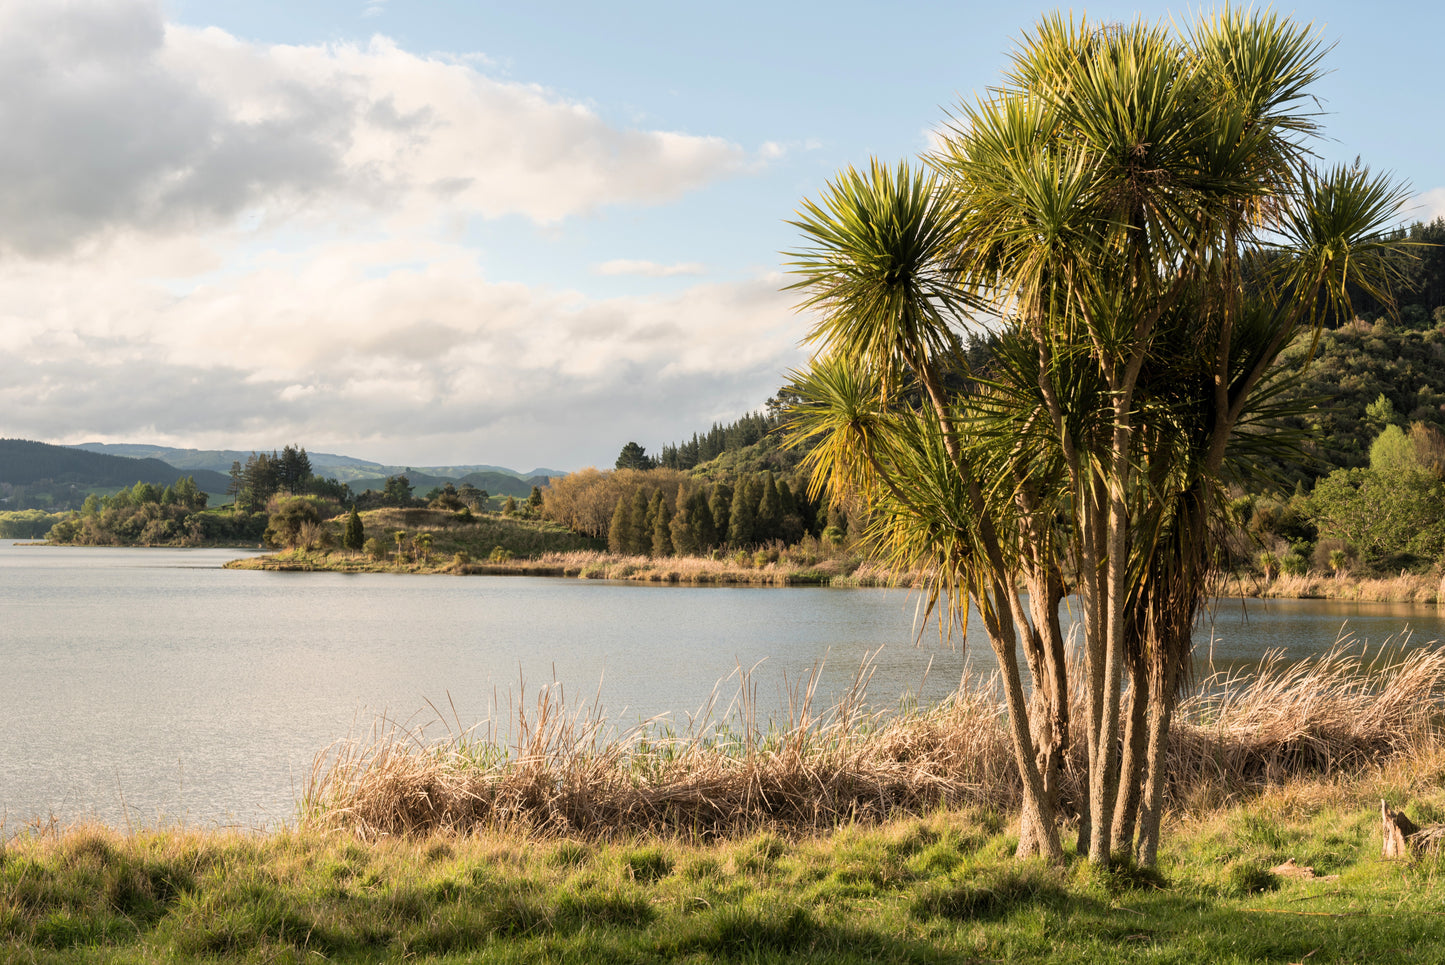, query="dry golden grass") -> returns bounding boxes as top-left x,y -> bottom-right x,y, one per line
1166,643 -> 1445,812
301,638 -> 1445,842
301,660 -> 1017,841
473,550 -> 911,586
1224,571 -> 1442,603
